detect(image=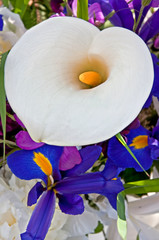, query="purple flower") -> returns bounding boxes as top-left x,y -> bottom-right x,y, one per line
88,2 -> 105,26
50,0 -> 64,13
7,144 -> 123,239
15,130 -> 45,150
154,35 -> 159,49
